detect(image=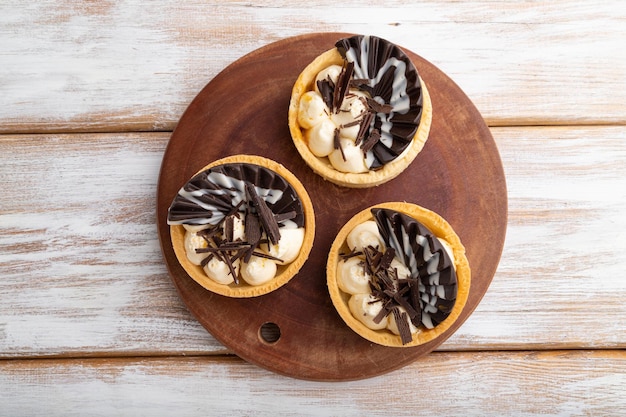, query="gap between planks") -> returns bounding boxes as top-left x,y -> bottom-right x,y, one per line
2,120 -> 626,136
1,347 -> 624,363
